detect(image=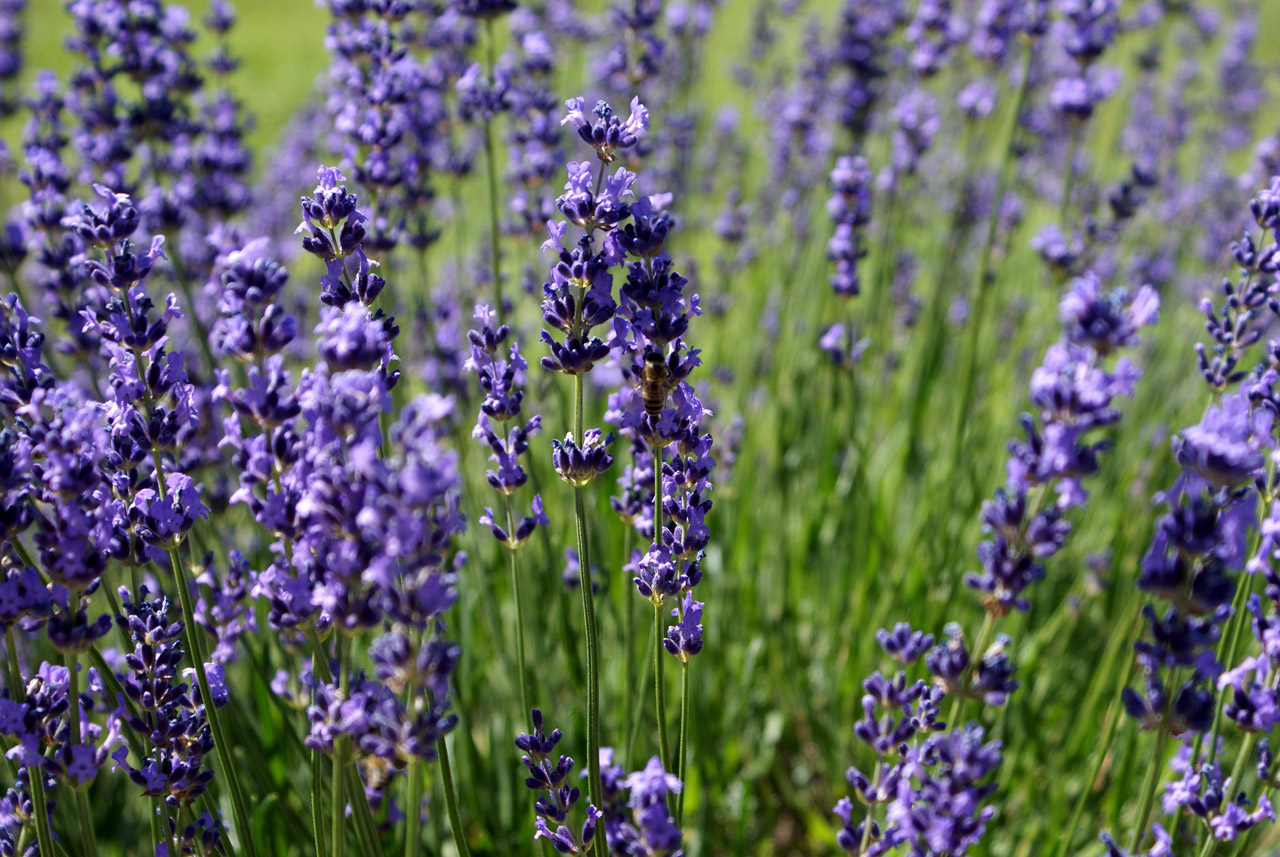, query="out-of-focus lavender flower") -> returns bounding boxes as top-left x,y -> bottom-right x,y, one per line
887,89 -> 940,180
1058,272 -> 1159,355
819,324 -> 870,370
969,0 -> 1047,67
1032,224 -> 1085,277
957,80 -> 997,121
905,0 -> 967,78
1055,0 -> 1119,66
830,0 -> 905,140
0,1 -> 26,119
454,0 -> 517,19
826,155 -> 872,299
